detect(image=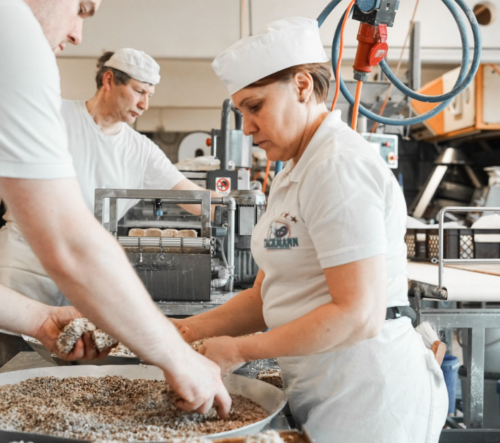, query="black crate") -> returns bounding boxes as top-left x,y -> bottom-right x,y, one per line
405,228 -> 500,262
